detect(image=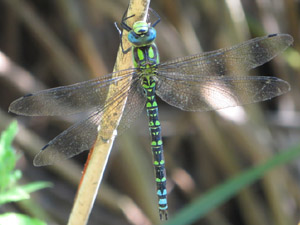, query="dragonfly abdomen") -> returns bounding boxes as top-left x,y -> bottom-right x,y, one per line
143,75 -> 168,219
